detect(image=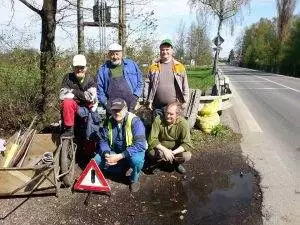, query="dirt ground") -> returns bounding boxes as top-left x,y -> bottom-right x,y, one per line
0,123 -> 263,225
